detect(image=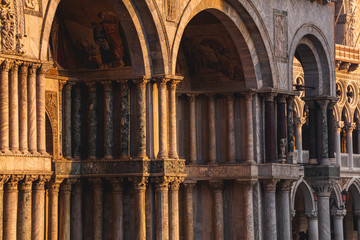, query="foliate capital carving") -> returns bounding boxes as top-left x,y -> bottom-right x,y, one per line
37,64 -> 51,75
86,82 -> 97,92
287,95 -> 295,104
169,79 -> 181,90
34,175 -> 51,190
107,178 -> 123,192
1,59 -> 10,71
334,121 -> 344,129
101,81 -> 112,92
210,181 -> 224,191
238,179 -> 257,192
261,179 -> 279,192
331,209 -> 346,218
19,175 -> 38,191
305,210 -> 318,220
263,92 -> 277,102
310,180 -> 337,197
157,78 -> 169,87
0,175 -> 10,190
59,80 -> 67,91
6,175 -> 24,190
187,94 -> 197,103
47,178 -> 64,192
153,176 -> 172,191
278,94 -> 287,104
20,64 -> 29,74
170,177 -> 184,191
130,177 -> 148,191
60,180 -> 73,193
183,181 -> 196,193
345,122 -> 356,132
294,117 -> 306,126
243,91 -> 255,101
136,78 -> 149,88
279,180 -> 295,192
89,178 -> 102,189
